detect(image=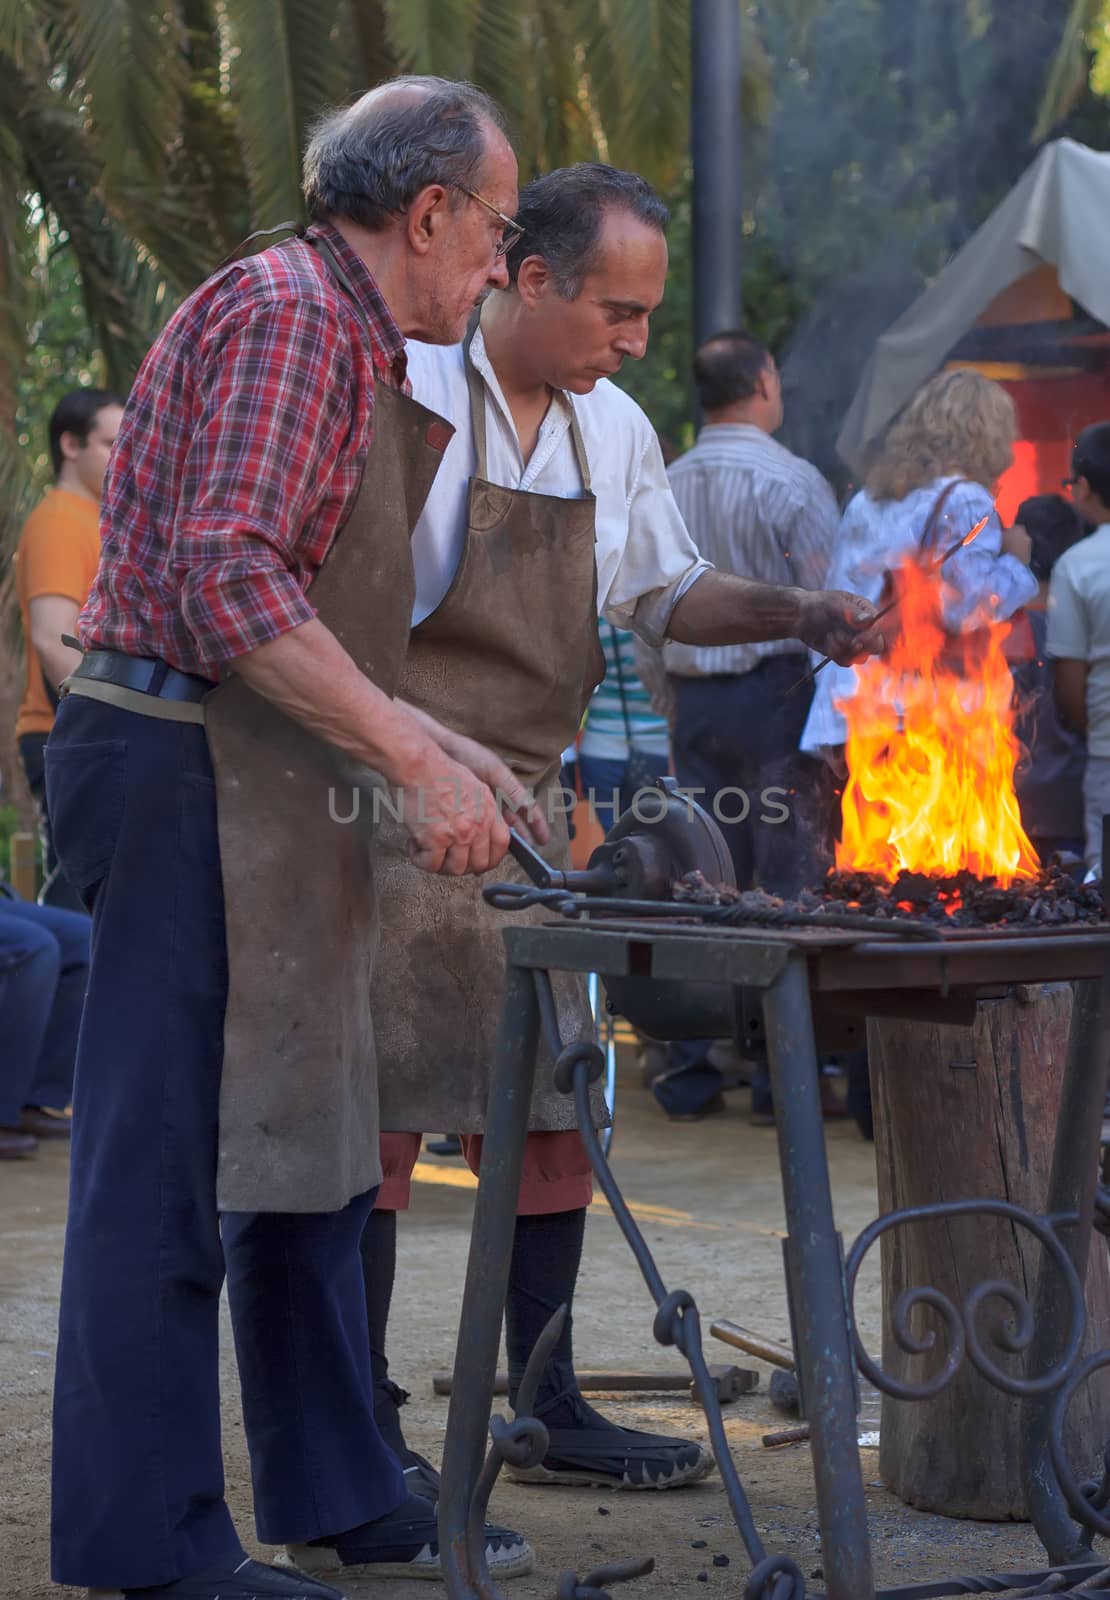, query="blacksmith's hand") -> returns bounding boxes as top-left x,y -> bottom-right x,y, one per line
440,732 -> 550,847
398,743 -> 511,877
798,590 -> 885,665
